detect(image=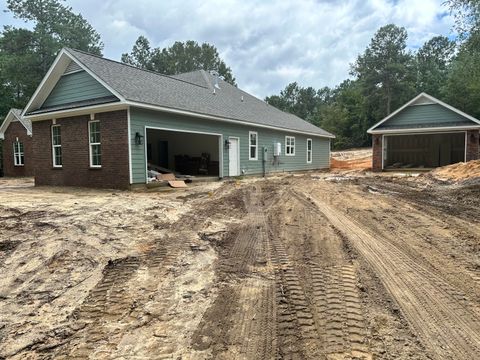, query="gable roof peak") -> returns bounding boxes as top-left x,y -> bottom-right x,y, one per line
0,108 -> 32,138
367,92 -> 480,133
